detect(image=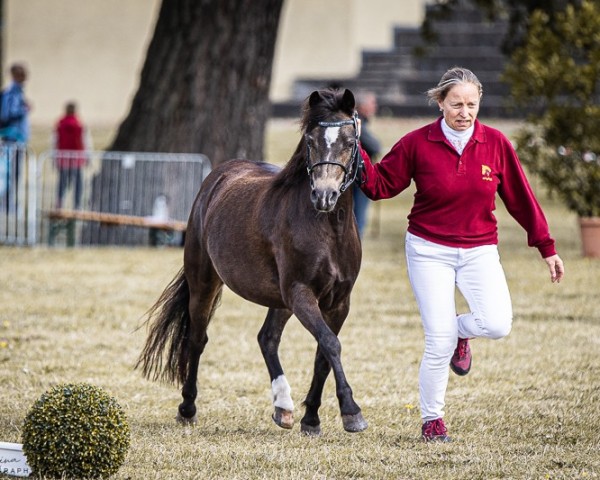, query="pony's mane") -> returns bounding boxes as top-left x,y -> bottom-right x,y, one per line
273,89 -> 352,189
